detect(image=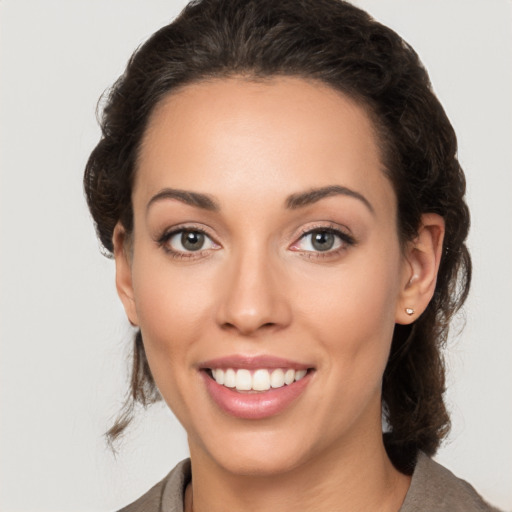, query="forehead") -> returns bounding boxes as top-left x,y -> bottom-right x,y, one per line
135,76 -> 395,215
